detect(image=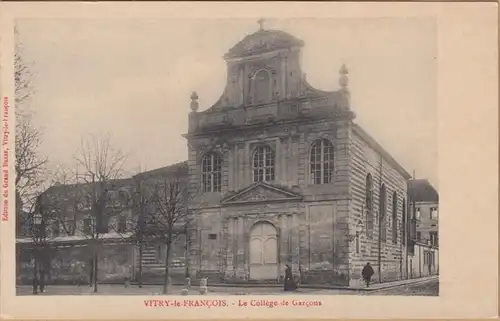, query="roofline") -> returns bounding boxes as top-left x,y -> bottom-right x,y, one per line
132,161 -> 188,180
352,123 -> 412,180
224,45 -> 302,62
